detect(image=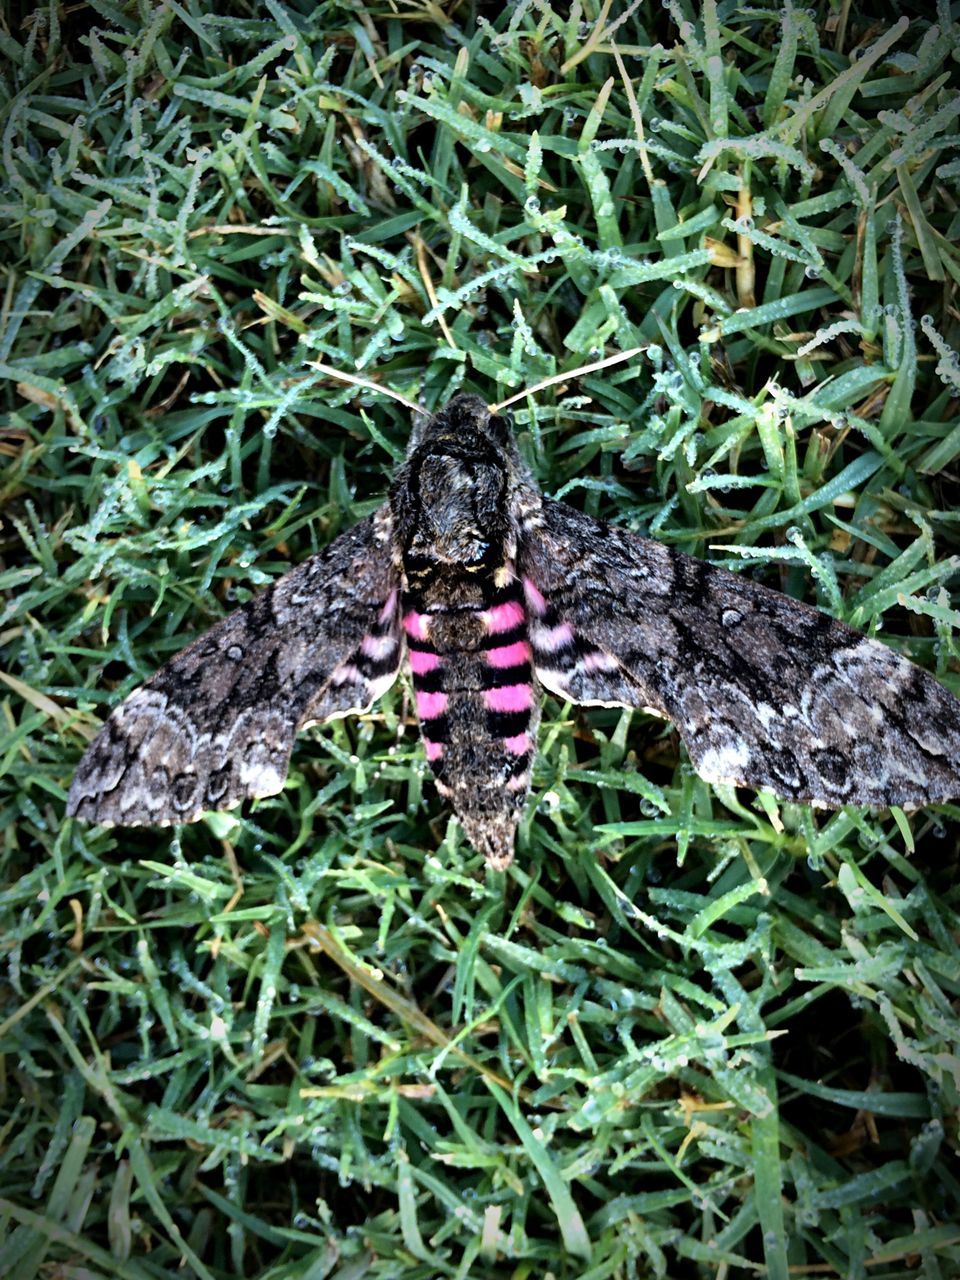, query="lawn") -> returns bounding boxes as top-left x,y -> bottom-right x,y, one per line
2,2 -> 960,1277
